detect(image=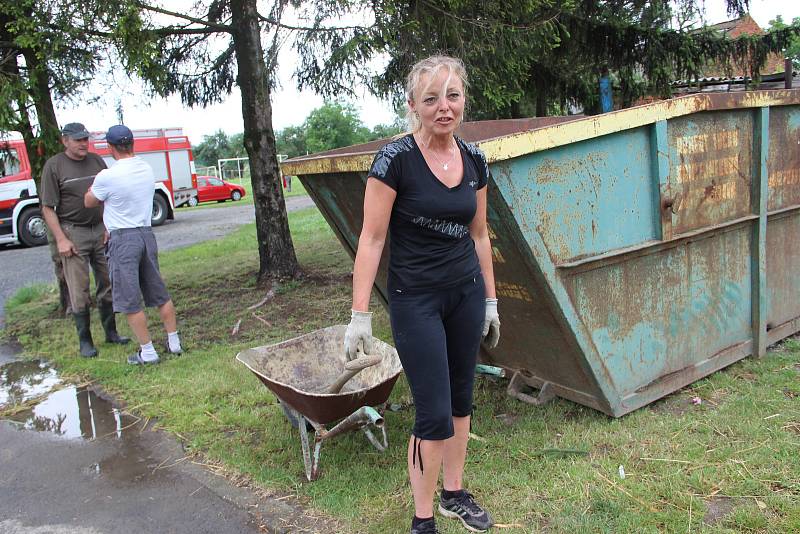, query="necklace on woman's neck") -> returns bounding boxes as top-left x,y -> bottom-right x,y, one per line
422,137 -> 456,171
